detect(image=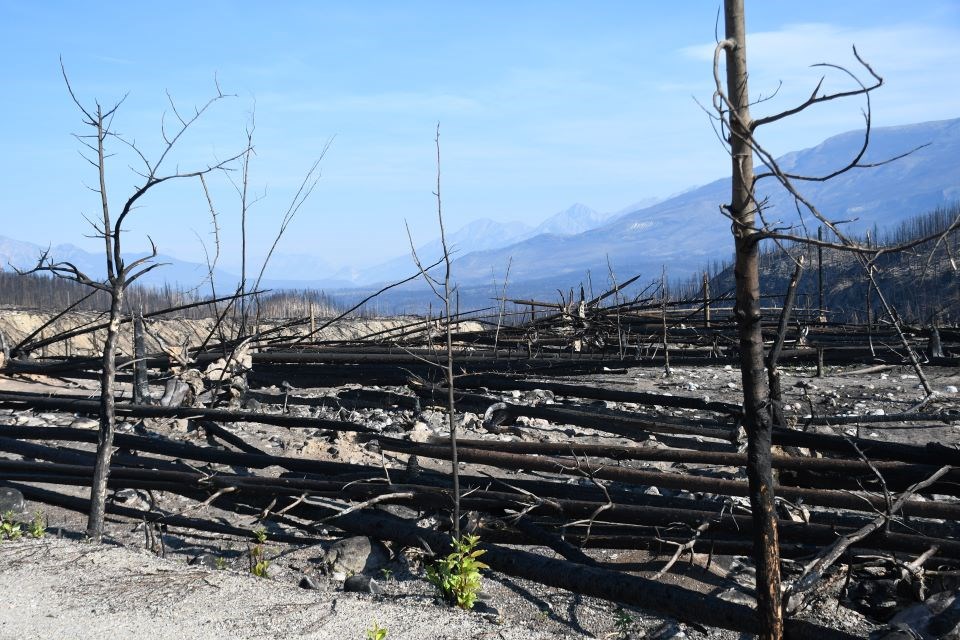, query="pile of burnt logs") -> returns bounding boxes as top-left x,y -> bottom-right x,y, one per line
0,287 -> 957,638
0,366 -> 957,640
